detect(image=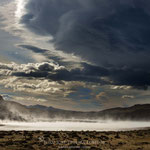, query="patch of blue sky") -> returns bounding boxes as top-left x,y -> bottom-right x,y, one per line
0,27 -> 34,63
68,87 -> 92,101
